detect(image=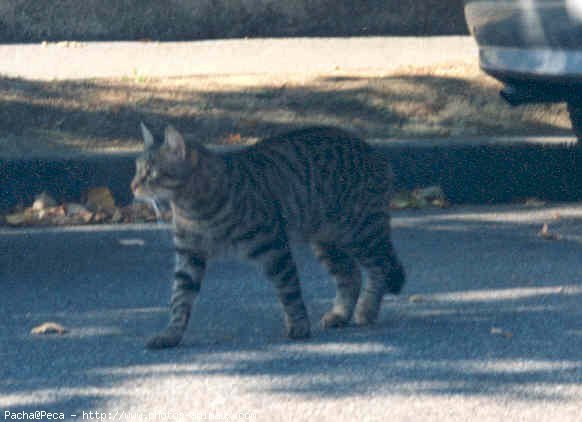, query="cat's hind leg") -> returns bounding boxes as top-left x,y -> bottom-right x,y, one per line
312,243 -> 362,328
347,226 -> 405,327
145,247 -> 207,349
